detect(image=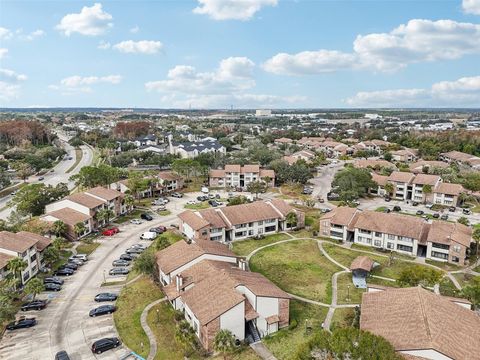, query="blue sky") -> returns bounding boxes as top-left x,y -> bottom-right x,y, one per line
1,0 -> 480,108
